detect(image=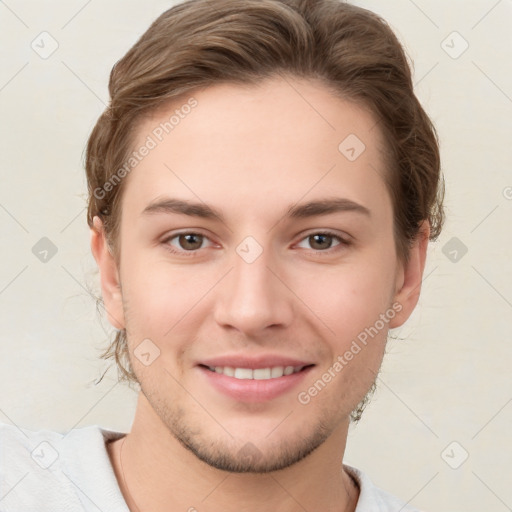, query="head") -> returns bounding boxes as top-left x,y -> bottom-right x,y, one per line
88,0 -> 444,472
